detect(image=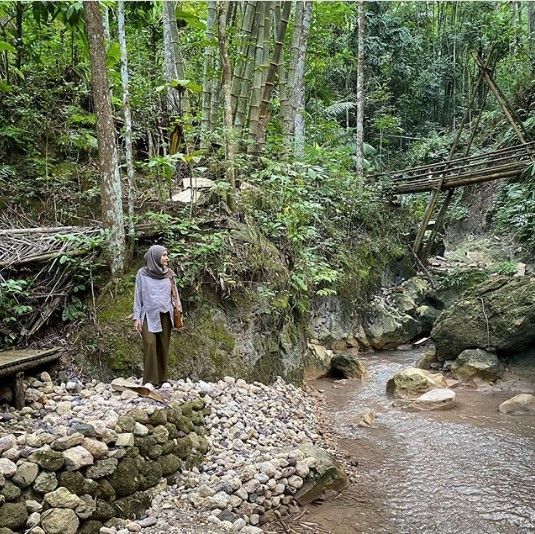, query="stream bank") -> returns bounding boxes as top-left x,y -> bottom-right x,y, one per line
288,349 -> 535,534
